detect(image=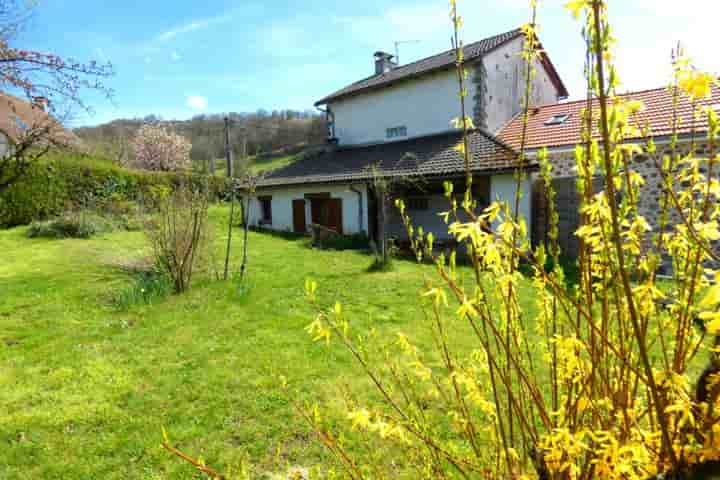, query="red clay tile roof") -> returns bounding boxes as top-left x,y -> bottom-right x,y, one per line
498,84 -> 720,150
315,29 -> 569,106
258,129 -> 525,188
